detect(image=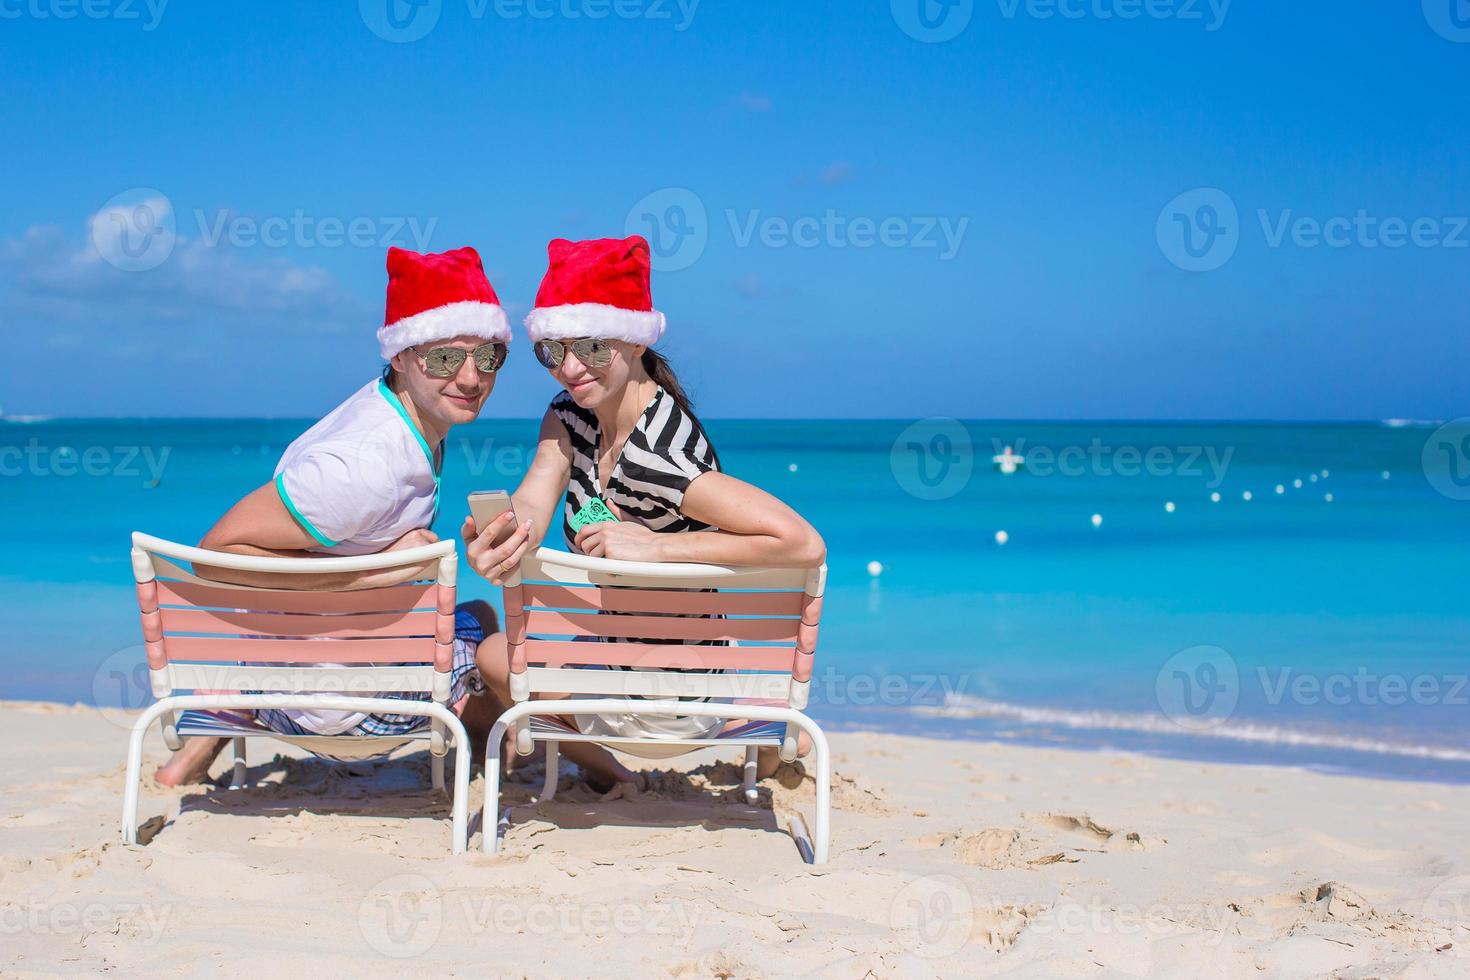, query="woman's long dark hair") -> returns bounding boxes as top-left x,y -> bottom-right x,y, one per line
642,347 -> 721,471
